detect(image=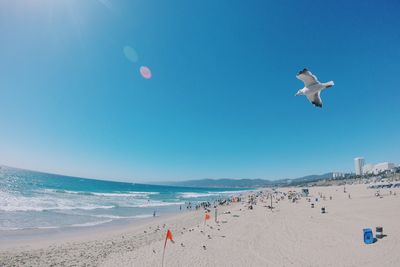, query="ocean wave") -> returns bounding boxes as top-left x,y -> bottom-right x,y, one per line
70,219 -> 113,228
92,214 -> 153,219
41,189 -> 159,198
0,226 -> 21,231
212,190 -> 252,195
0,190 -> 114,212
0,225 -> 61,231
0,221 -> 112,231
0,189 -> 184,212
91,192 -> 159,197
179,190 -> 251,199
133,201 -> 185,208
36,226 -> 60,229
180,192 -> 218,198
0,204 -> 115,212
